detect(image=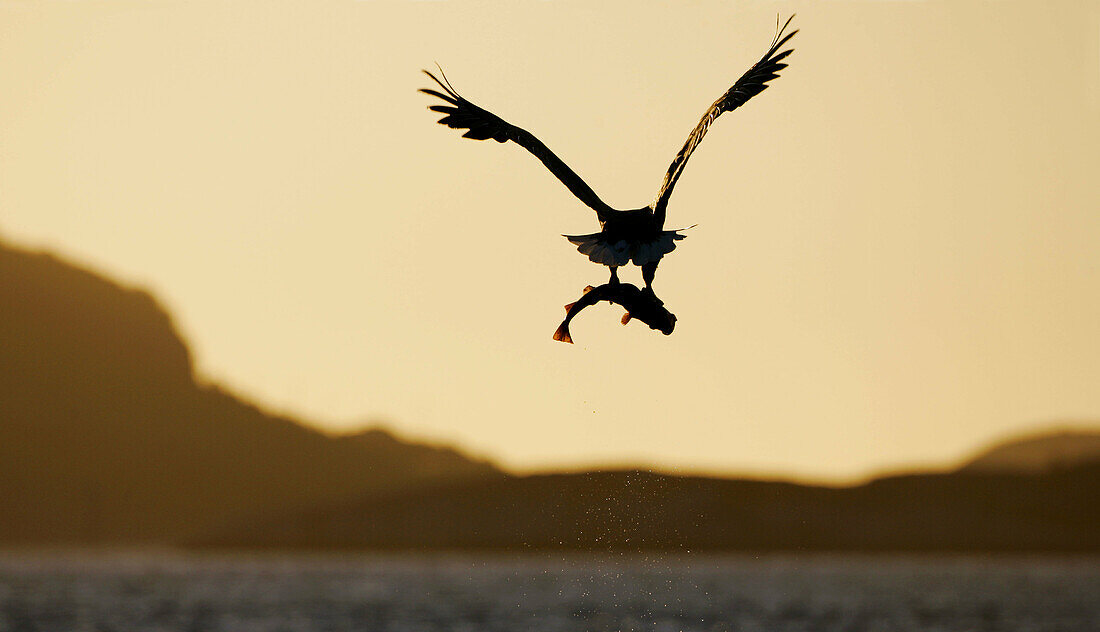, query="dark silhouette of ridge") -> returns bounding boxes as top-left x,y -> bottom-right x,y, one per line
0,238 -> 499,545
200,461 -> 1100,553
3,236 -> 1096,552
958,427 -> 1100,473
